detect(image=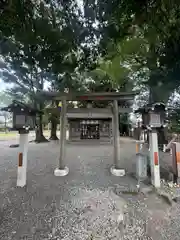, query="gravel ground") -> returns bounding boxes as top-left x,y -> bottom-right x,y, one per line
0,137 -> 179,239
